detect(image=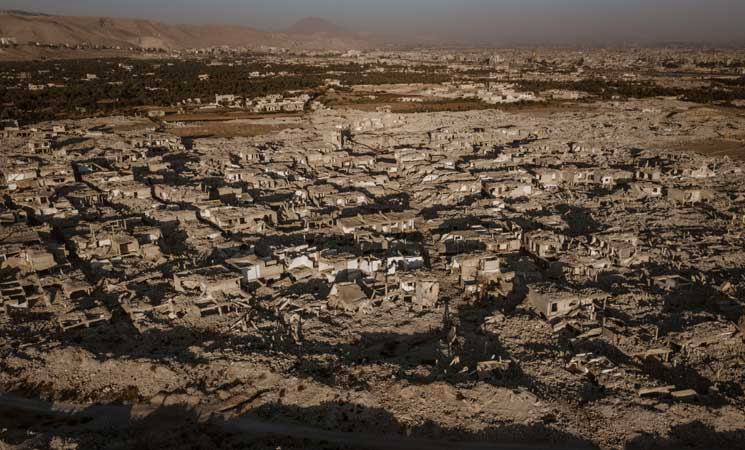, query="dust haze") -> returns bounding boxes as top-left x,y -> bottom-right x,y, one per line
3,0 -> 745,45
